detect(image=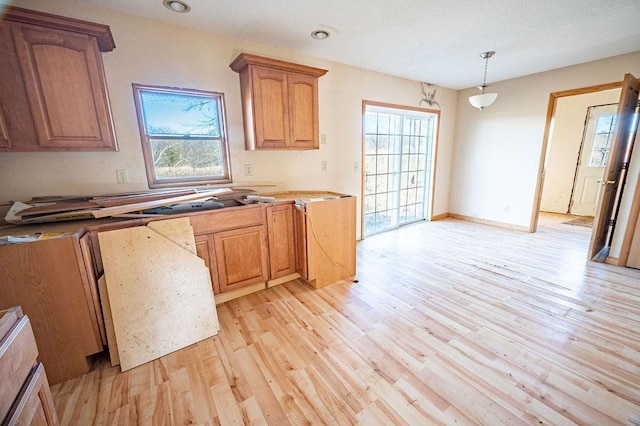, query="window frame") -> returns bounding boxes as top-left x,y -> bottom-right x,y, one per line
132,83 -> 232,189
